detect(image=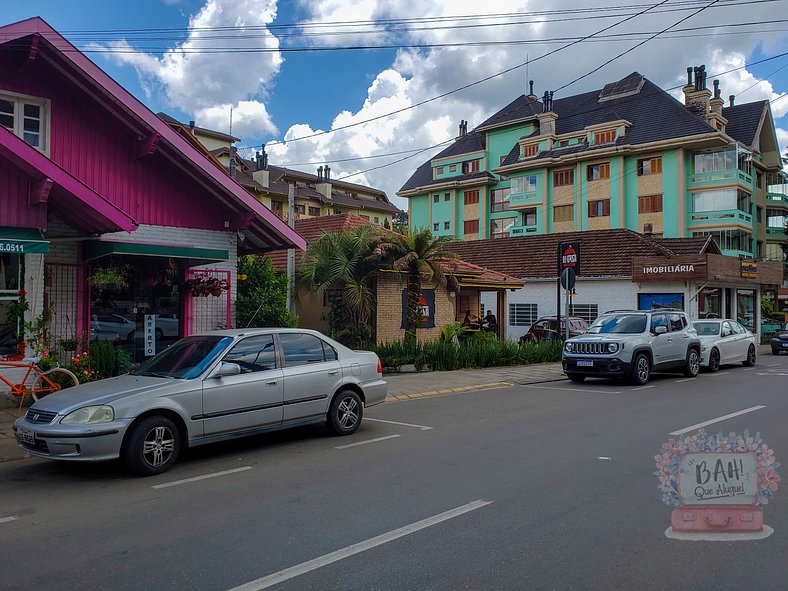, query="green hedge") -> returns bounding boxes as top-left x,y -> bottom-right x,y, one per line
373,338 -> 563,372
